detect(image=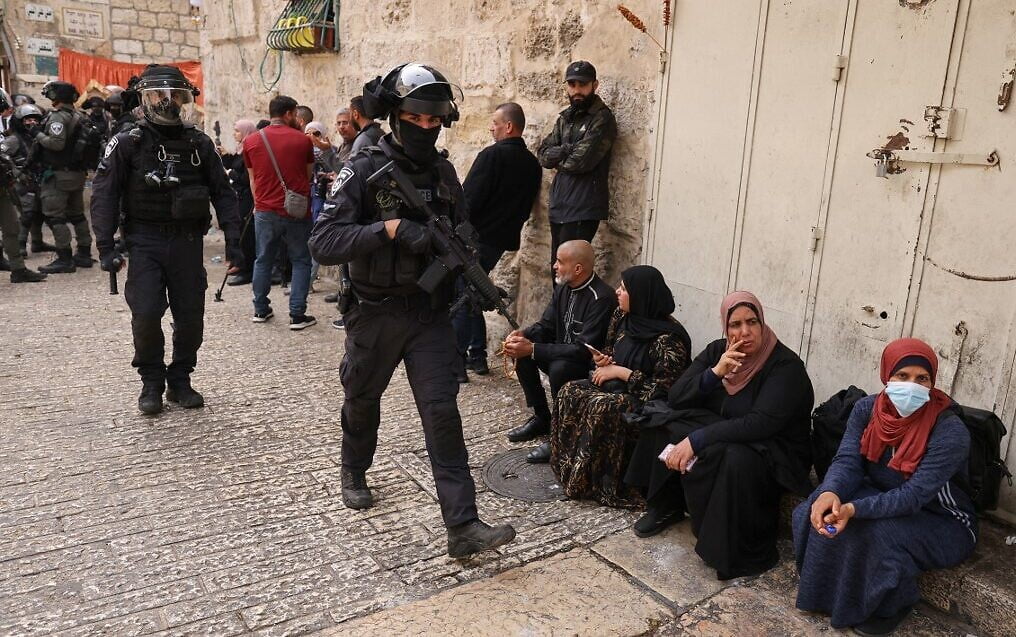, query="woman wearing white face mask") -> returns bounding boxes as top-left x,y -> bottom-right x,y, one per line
793,338 -> 977,636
